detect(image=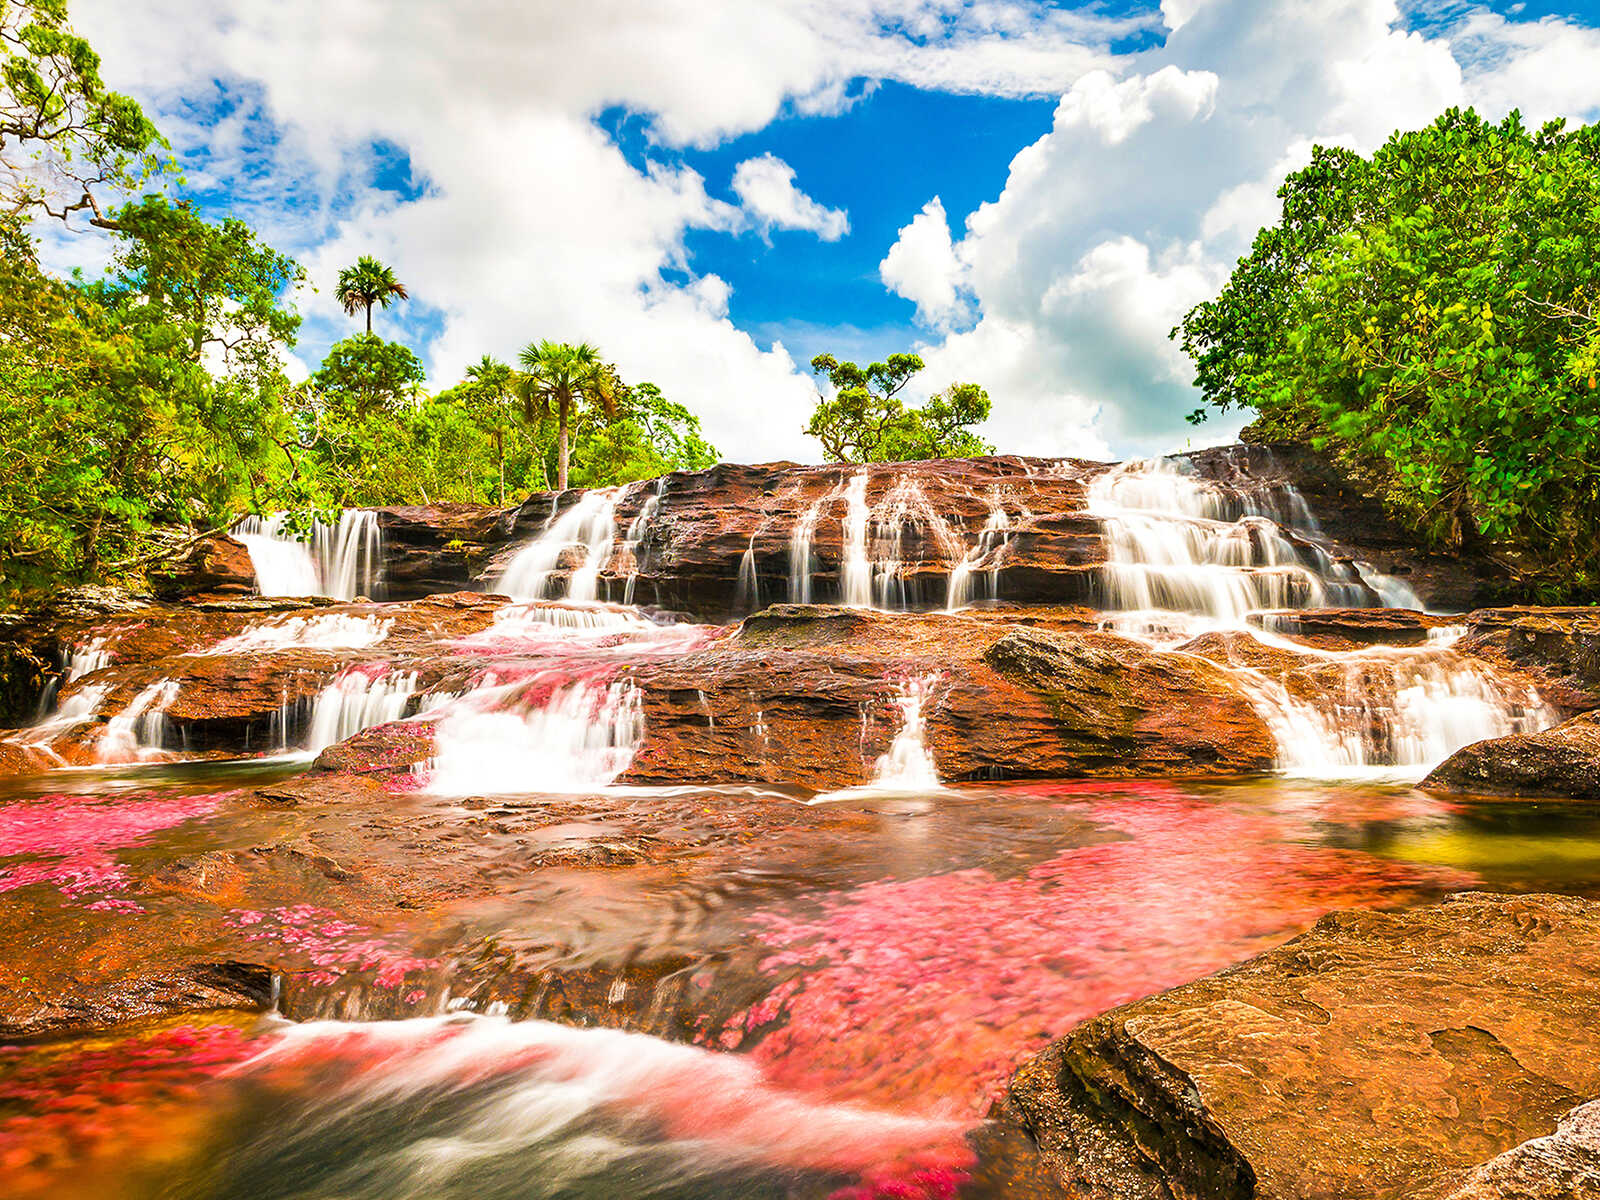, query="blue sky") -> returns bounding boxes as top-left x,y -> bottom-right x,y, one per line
63,0 -> 1600,462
